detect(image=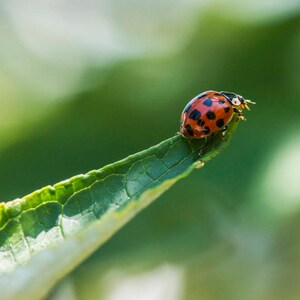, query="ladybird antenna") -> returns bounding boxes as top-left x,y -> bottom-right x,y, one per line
245,99 -> 256,105
244,99 -> 256,111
